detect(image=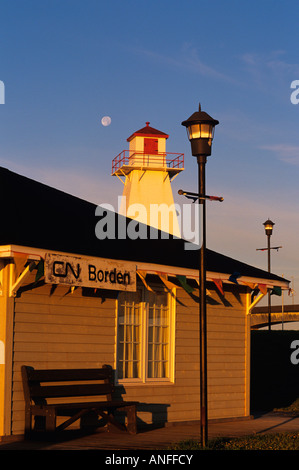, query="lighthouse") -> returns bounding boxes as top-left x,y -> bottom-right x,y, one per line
112,122 -> 184,237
